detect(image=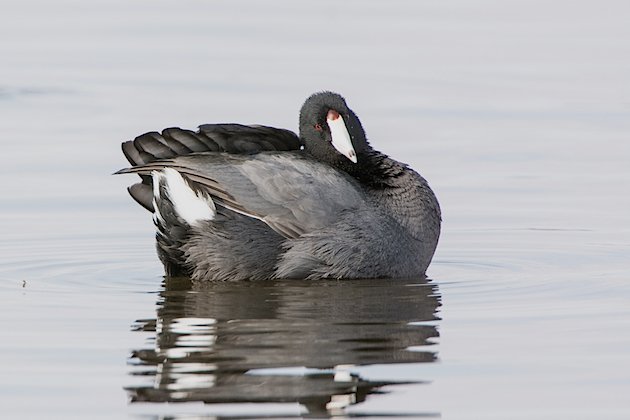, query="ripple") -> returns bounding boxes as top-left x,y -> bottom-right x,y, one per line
432,226 -> 630,311
0,236 -> 161,293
